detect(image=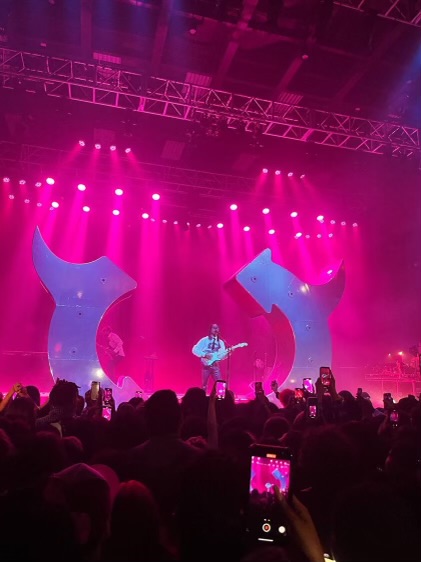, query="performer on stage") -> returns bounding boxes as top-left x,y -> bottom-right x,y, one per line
192,323 -> 226,393
100,325 -> 125,378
